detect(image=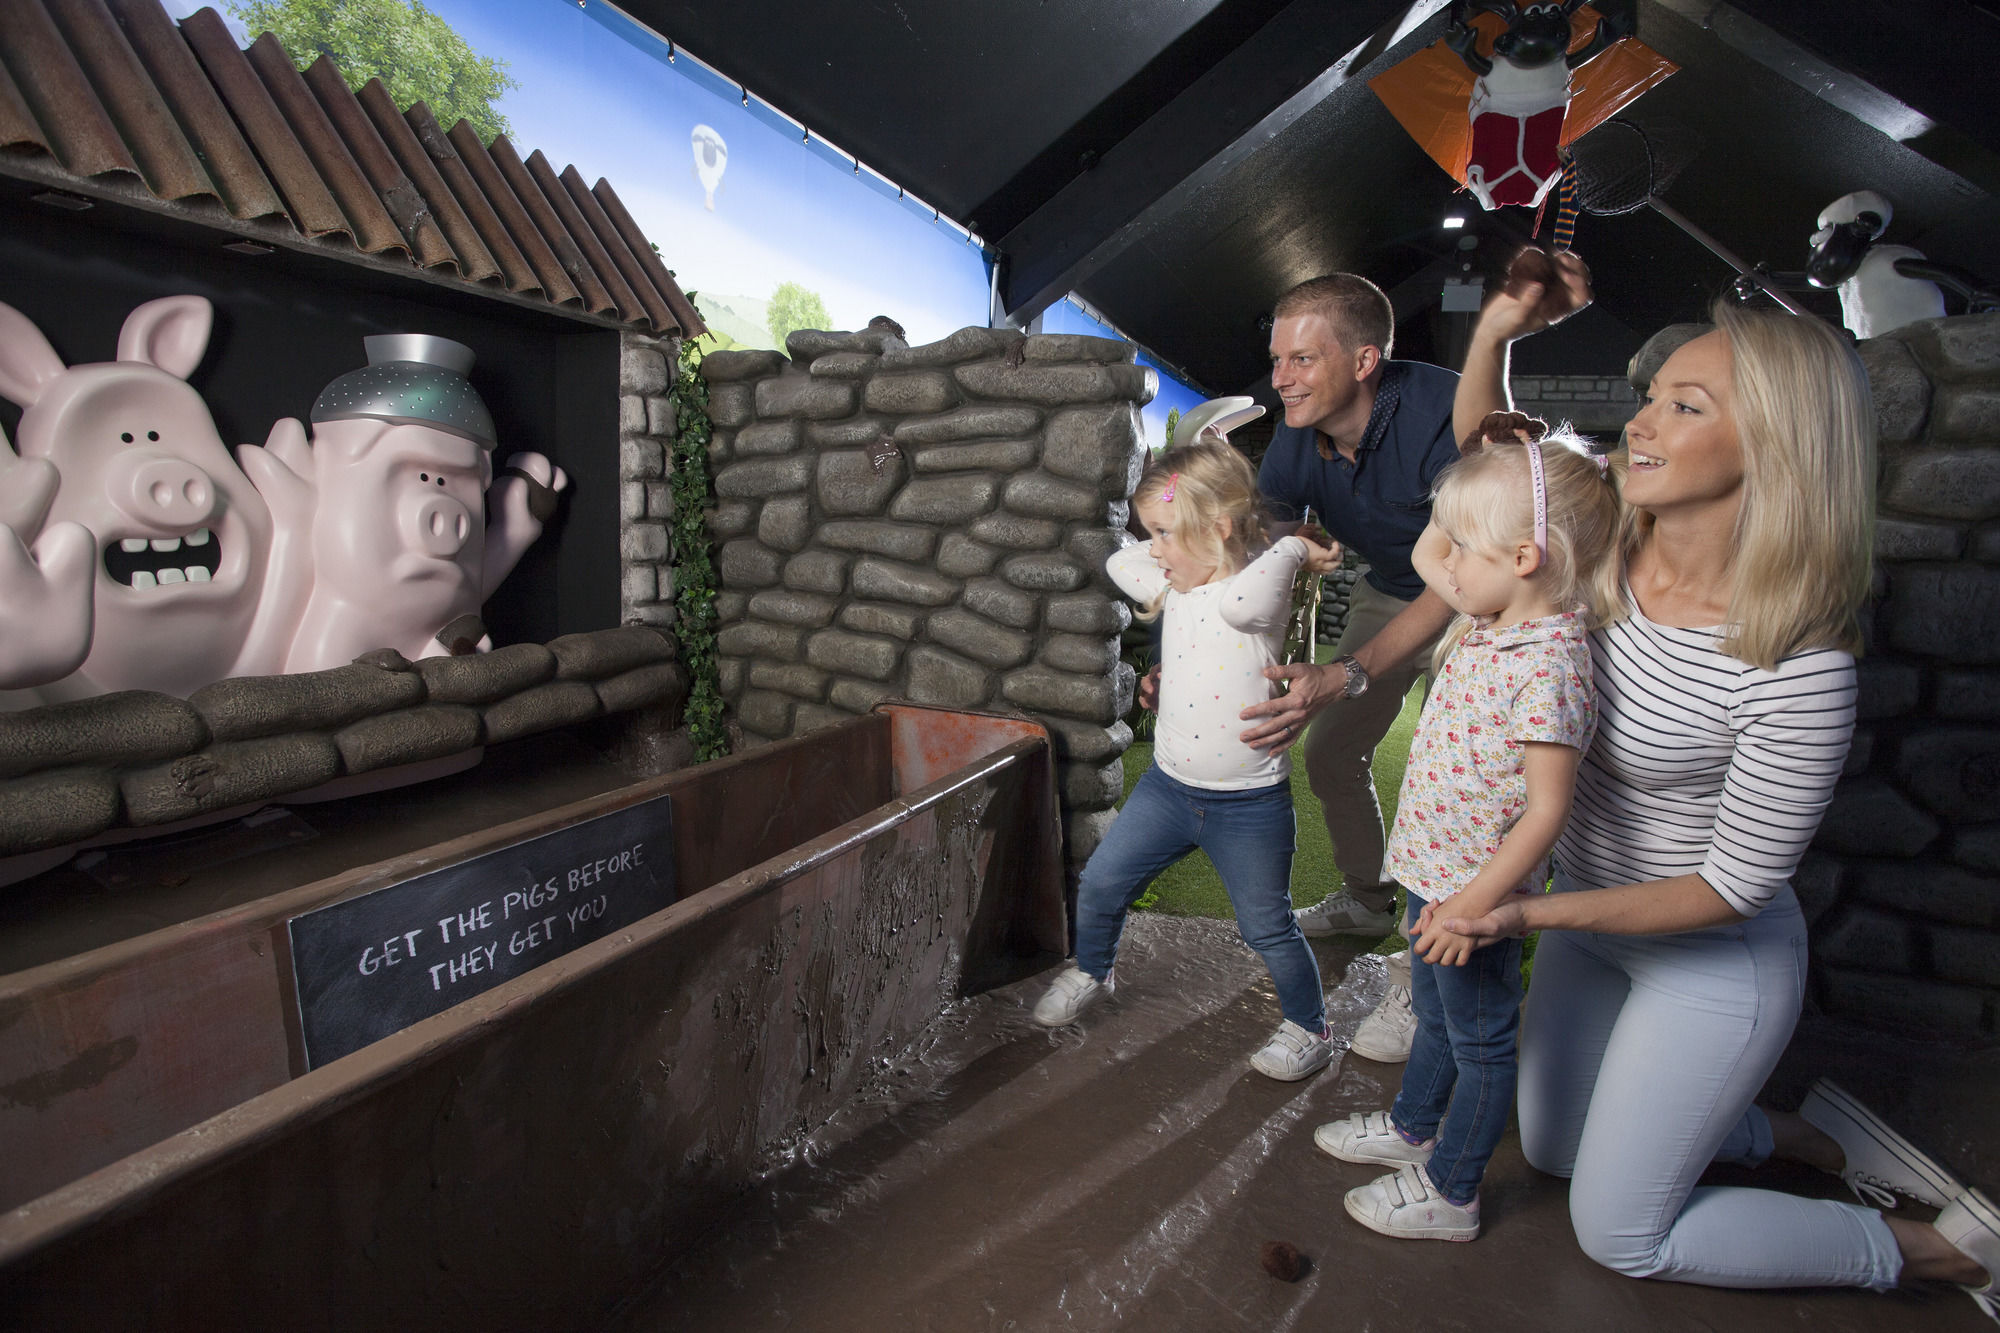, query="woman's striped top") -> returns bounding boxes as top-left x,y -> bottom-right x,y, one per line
1554,606 -> 1856,917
